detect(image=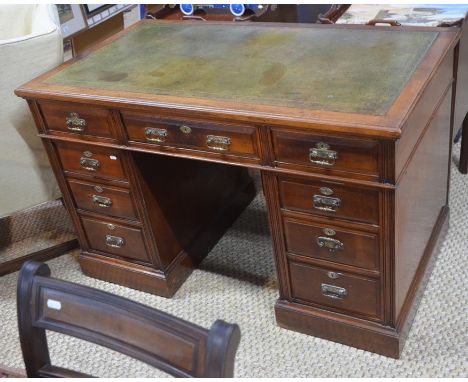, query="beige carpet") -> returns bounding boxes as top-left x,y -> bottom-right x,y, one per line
0,145 -> 466,377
